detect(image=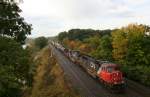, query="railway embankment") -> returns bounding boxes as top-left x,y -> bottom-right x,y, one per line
25,46 -> 80,97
